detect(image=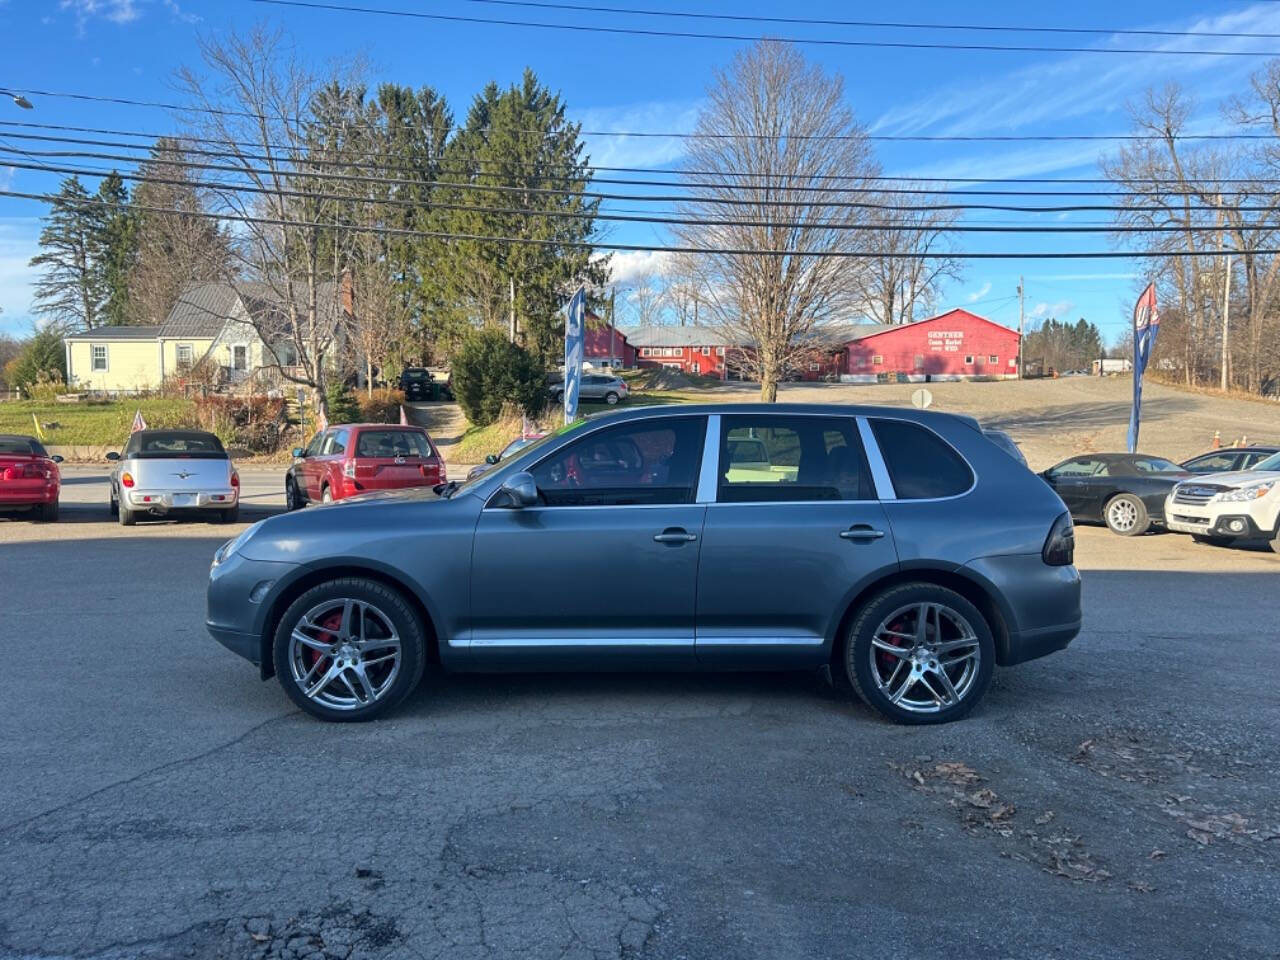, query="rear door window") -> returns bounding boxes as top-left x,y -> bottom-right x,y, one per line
870,419 -> 974,499
718,416 -> 873,502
